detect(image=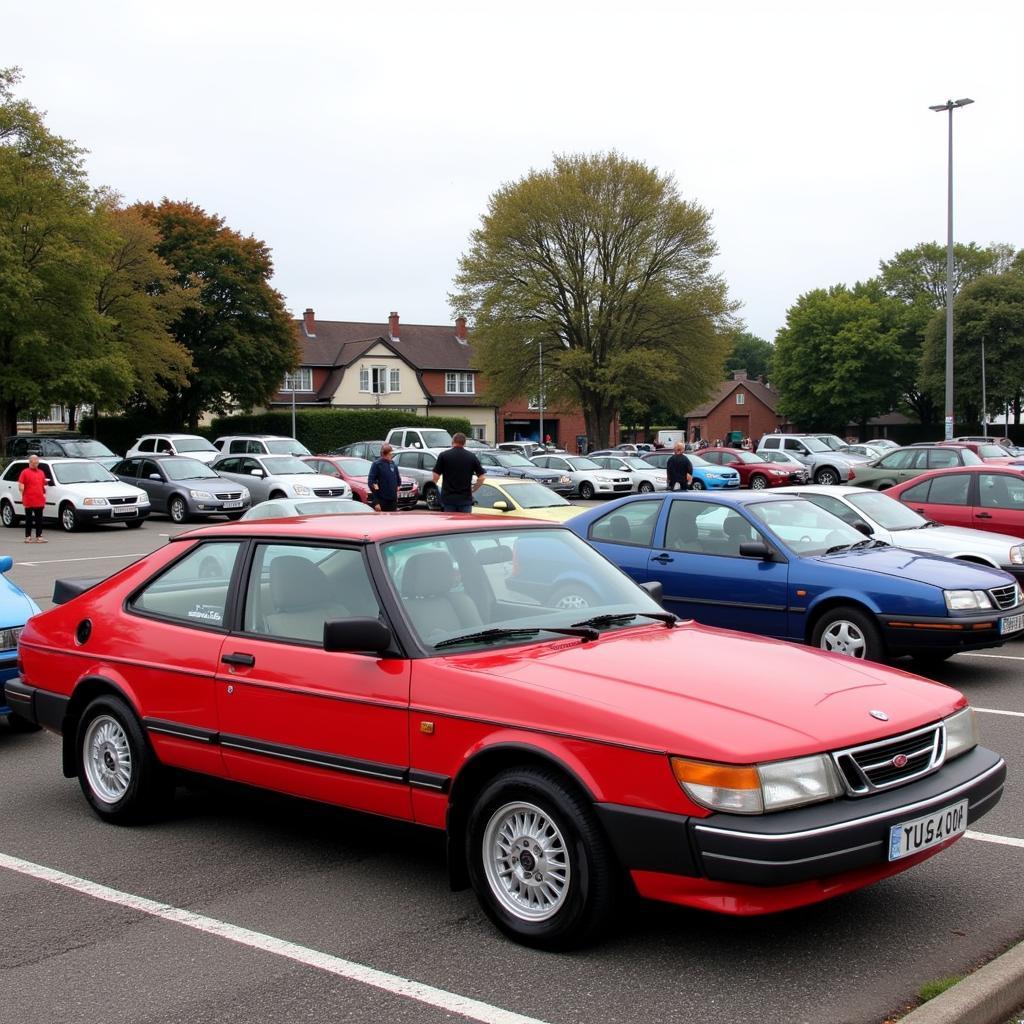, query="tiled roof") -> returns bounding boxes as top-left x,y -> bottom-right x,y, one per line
296,319 -> 474,371
685,378 -> 778,418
